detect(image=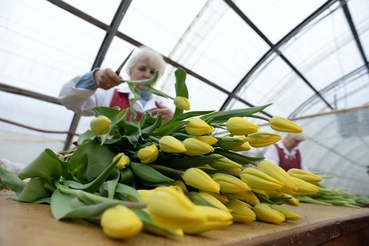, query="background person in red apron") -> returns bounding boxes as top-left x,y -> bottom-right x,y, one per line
263,133 -> 308,171
58,46 -> 173,123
